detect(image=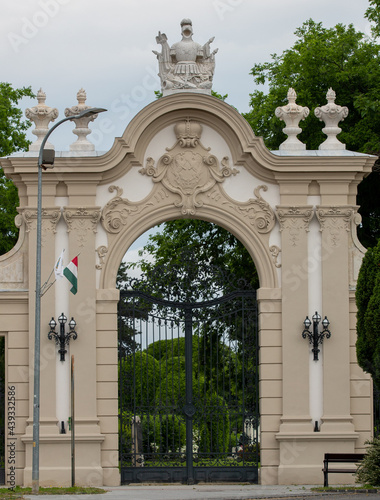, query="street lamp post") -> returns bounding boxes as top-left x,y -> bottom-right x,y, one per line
32,107 -> 106,494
